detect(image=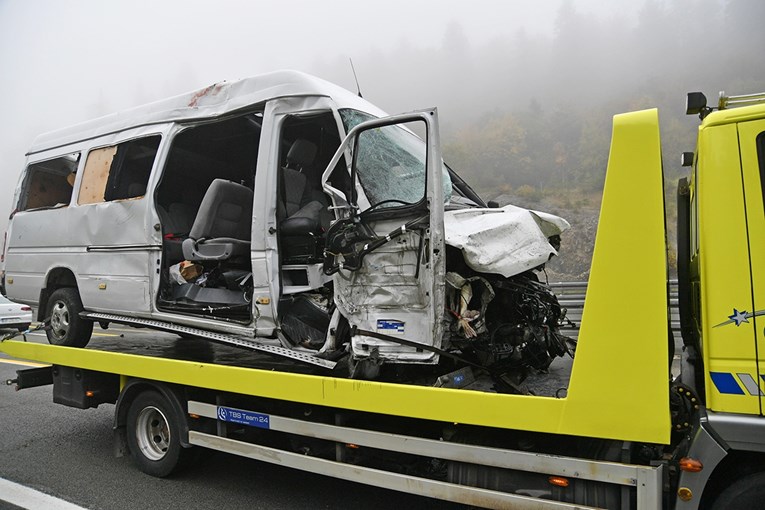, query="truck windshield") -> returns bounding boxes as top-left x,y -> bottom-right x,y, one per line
339,109 -> 452,208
